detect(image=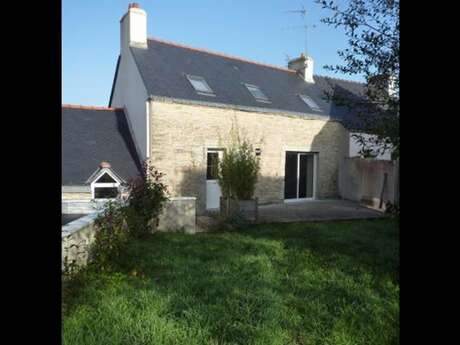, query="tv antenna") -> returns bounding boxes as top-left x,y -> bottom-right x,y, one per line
283,4 -> 316,56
